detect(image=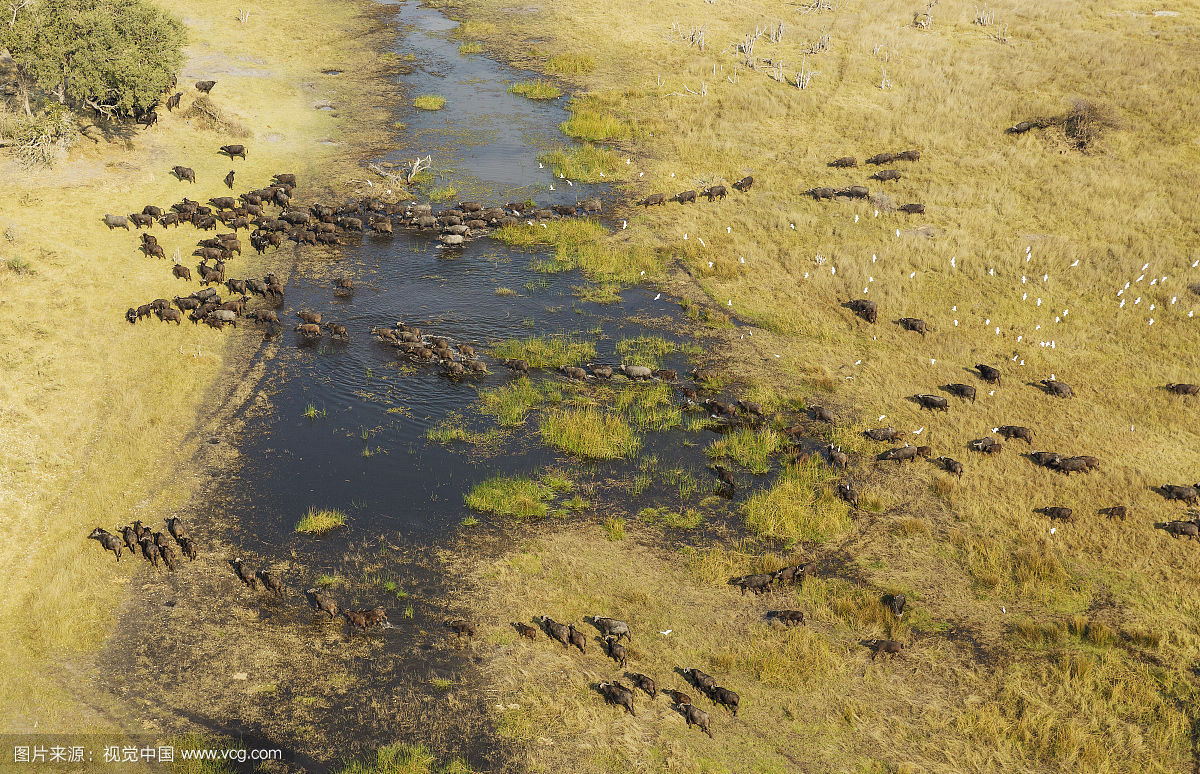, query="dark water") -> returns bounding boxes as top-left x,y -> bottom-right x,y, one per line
222,0 -> 701,553
100,3 -> 742,771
